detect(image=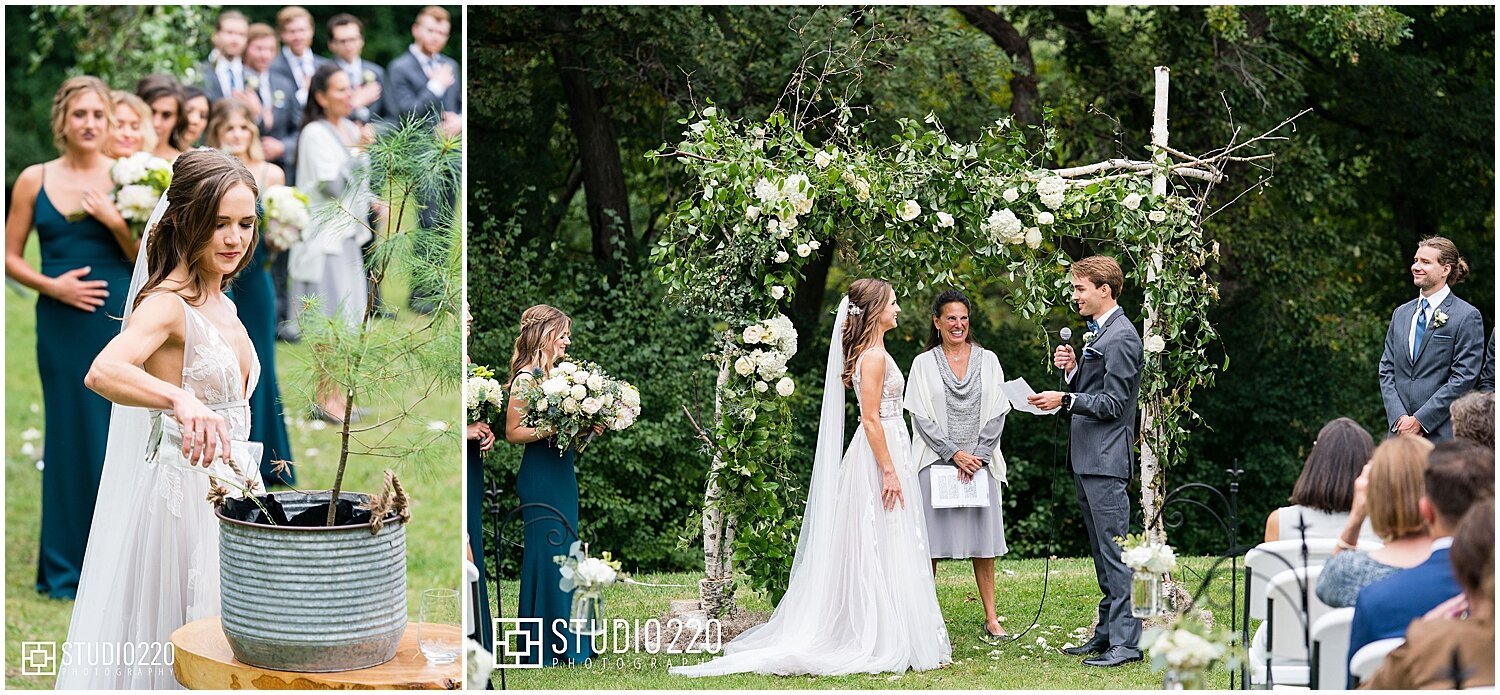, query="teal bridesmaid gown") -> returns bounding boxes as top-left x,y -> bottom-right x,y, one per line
229,234 -> 294,485
467,439 -> 493,652
32,183 -> 133,599
517,437 -> 594,666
